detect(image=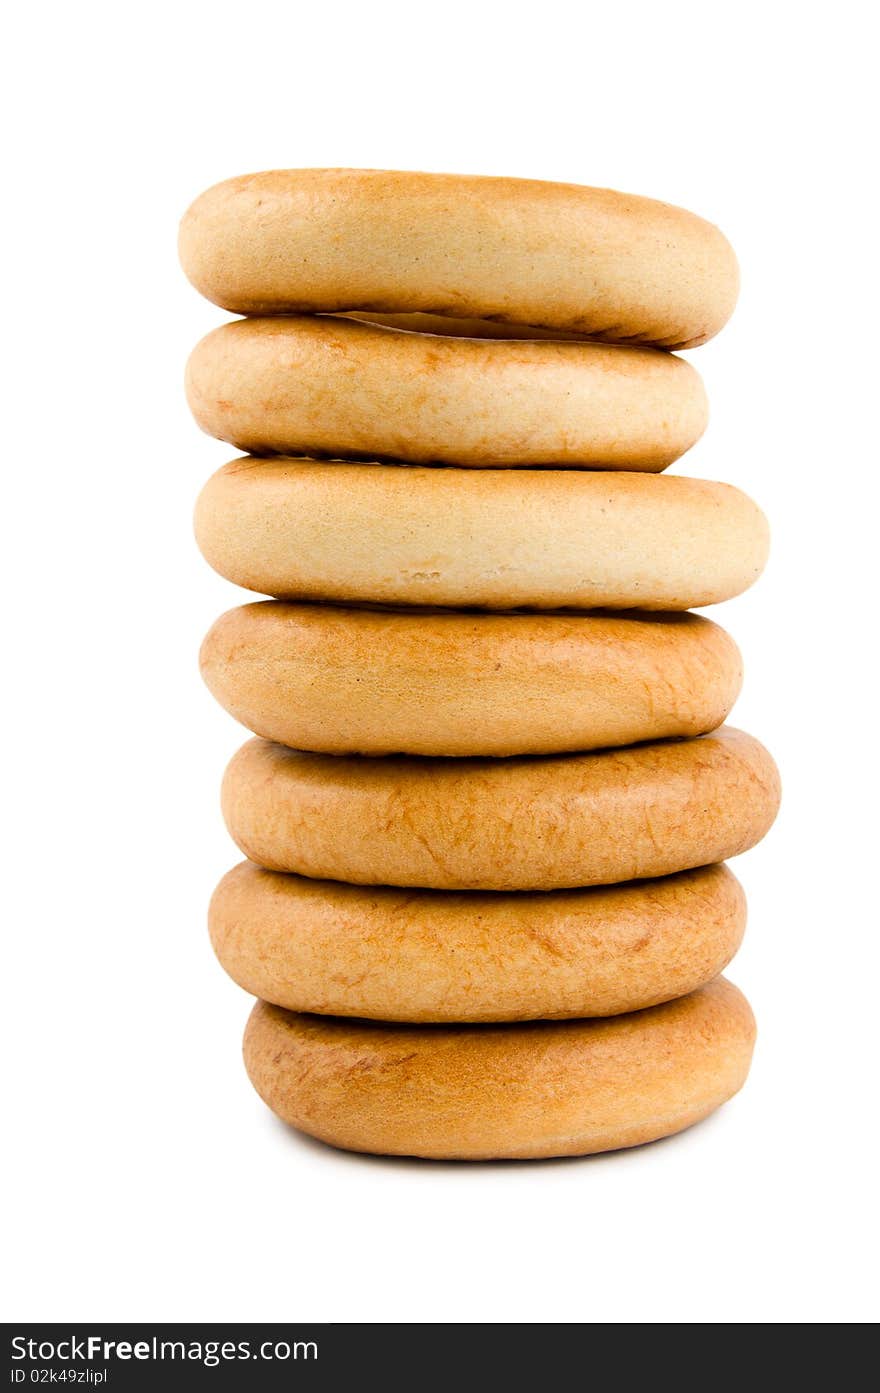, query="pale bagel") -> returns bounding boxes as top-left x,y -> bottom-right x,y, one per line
222,727 -> 780,890
242,978 -> 756,1159
179,169 -> 738,348
200,604 -> 741,757
195,459 -> 769,611
211,861 -> 745,1022
185,316 -> 707,470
